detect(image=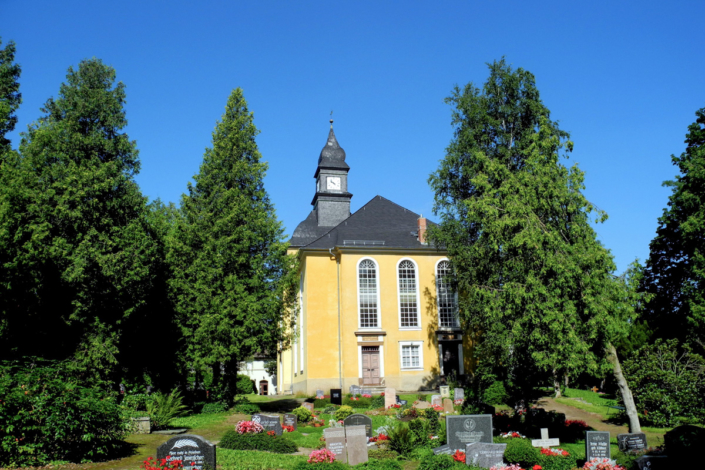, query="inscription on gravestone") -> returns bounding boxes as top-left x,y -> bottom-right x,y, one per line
532,428 -> 560,448
252,414 -> 282,436
350,385 -> 361,395
384,387 -> 396,409
324,428 -> 347,463
157,434 -> 216,470
440,385 -> 450,398
330,389 -> 342,405
443,398 -> 454,413
316,389 -> 324,399
343,413 -> 373,438
346,425 -> 369,466
431,395 -> 441,406
465,442 -> 507,469
617,433 -> 647,452
283,413 -> 297,431
302,402 -> 314,413
361,388 -> 372,396
455,388 -> 465,400
432,444 -> 453,455
585,431 -> 610,461
446,414 -> 493,451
